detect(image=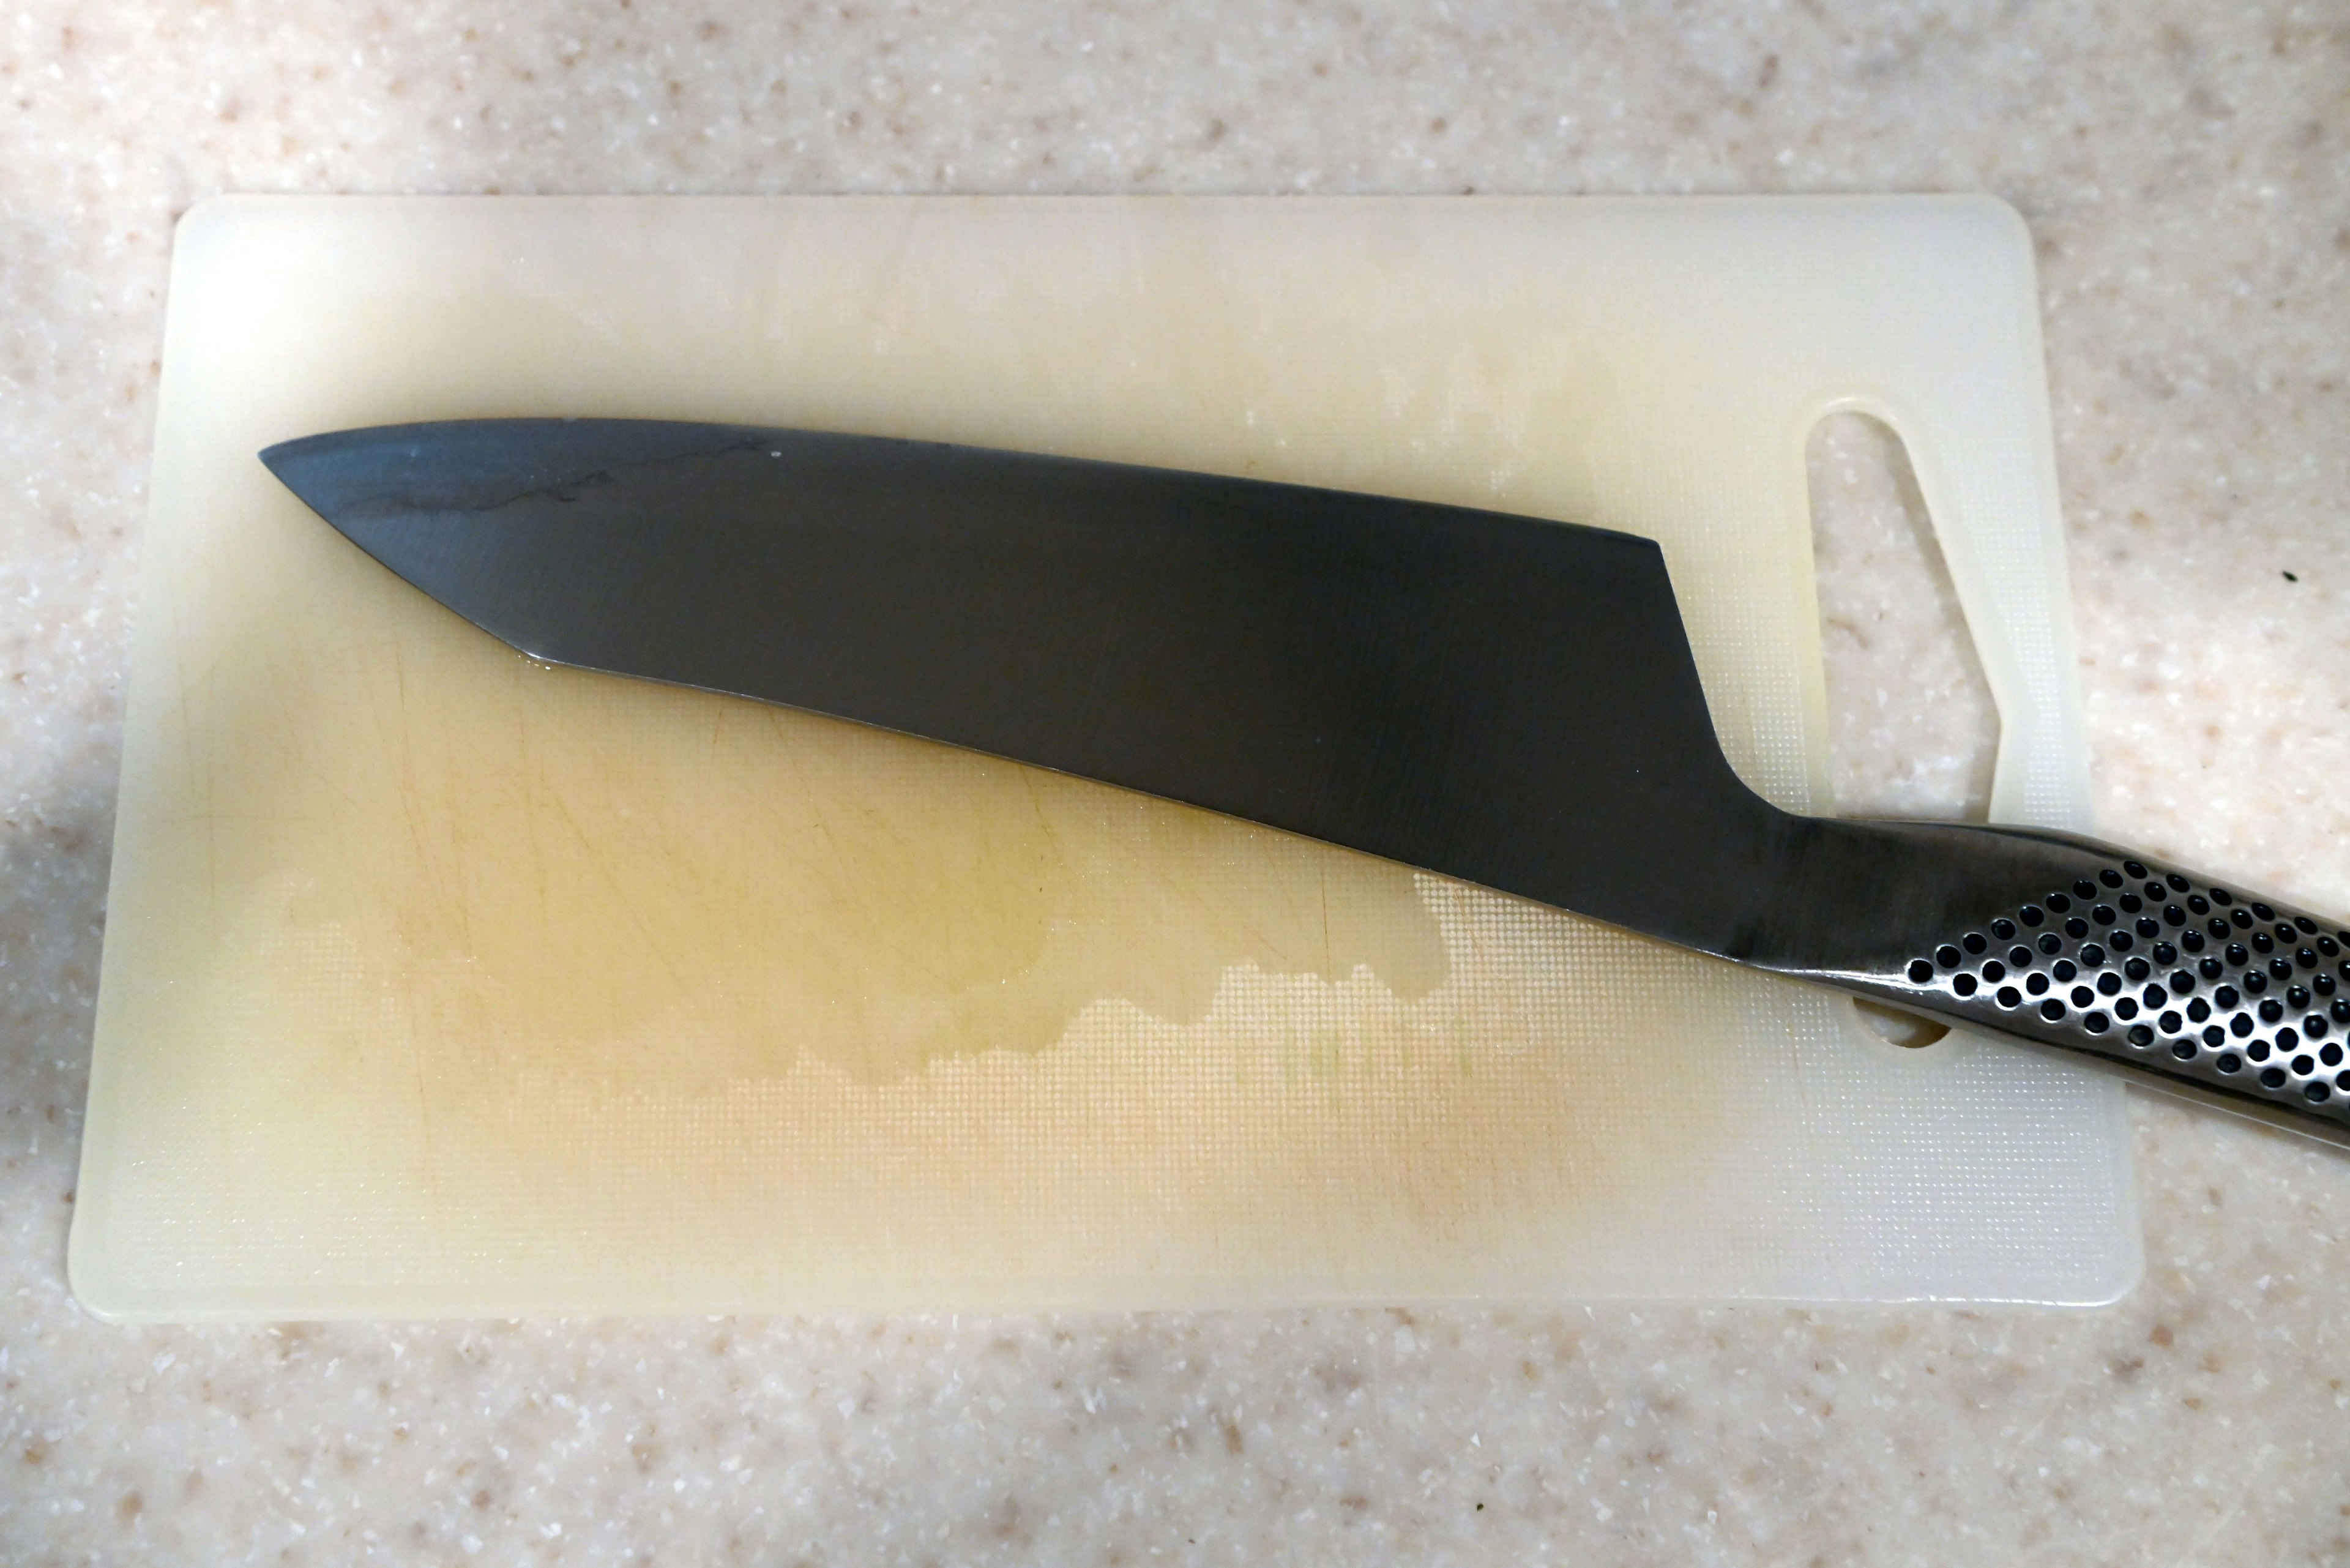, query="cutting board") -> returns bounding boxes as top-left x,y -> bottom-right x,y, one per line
72,196 -> 2138,1320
